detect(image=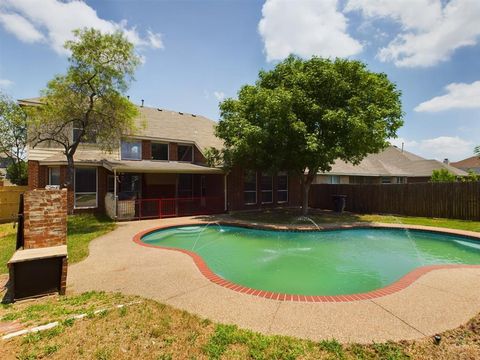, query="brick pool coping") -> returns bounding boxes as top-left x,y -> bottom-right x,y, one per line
132,221 -> 480,303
